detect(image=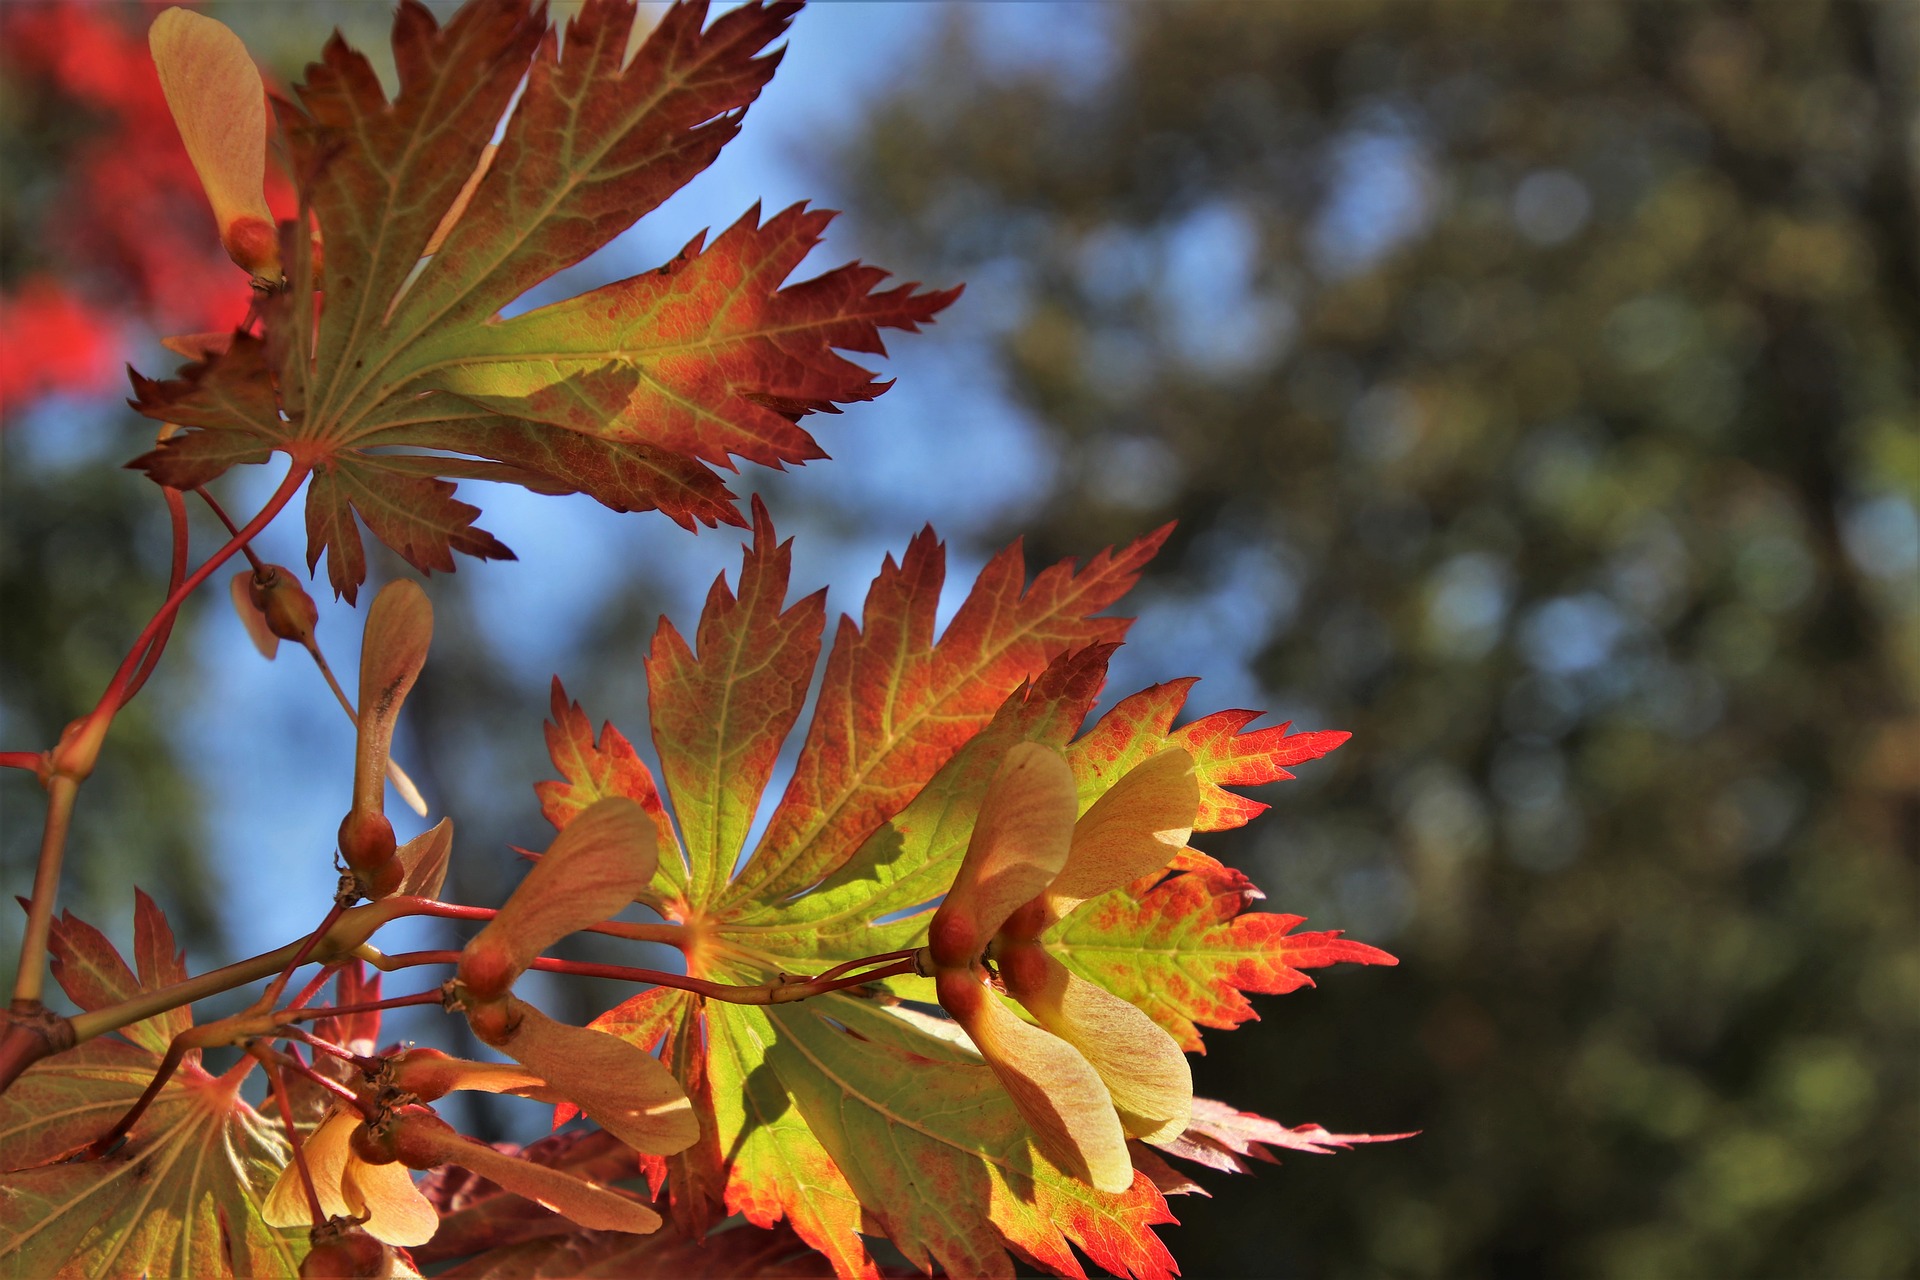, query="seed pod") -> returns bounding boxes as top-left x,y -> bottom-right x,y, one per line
298,1228 -> 390,1279
337,810 -> 397,875
250,565 -> 320,646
